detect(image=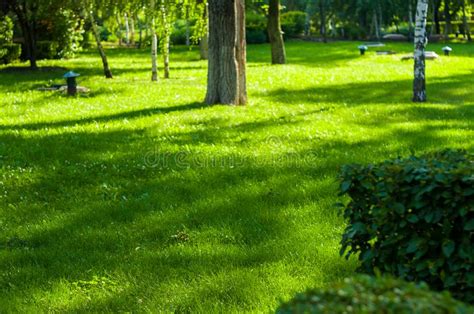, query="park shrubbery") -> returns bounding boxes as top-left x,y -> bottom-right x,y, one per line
246,12 -> 268,44
281,11 -> 306,38
36,41 -> 60,60
339,149 -> 474,303
276,275 -> 473,313
1,43 -> 22,64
